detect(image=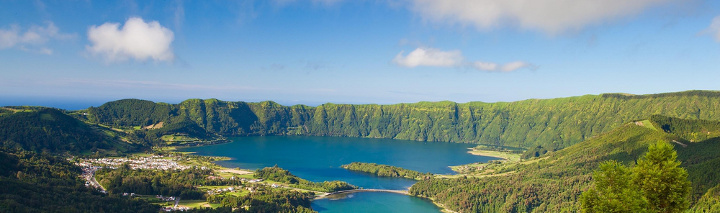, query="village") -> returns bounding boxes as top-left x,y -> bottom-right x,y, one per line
74,155 -> 194,170
71,154 -> 276,211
